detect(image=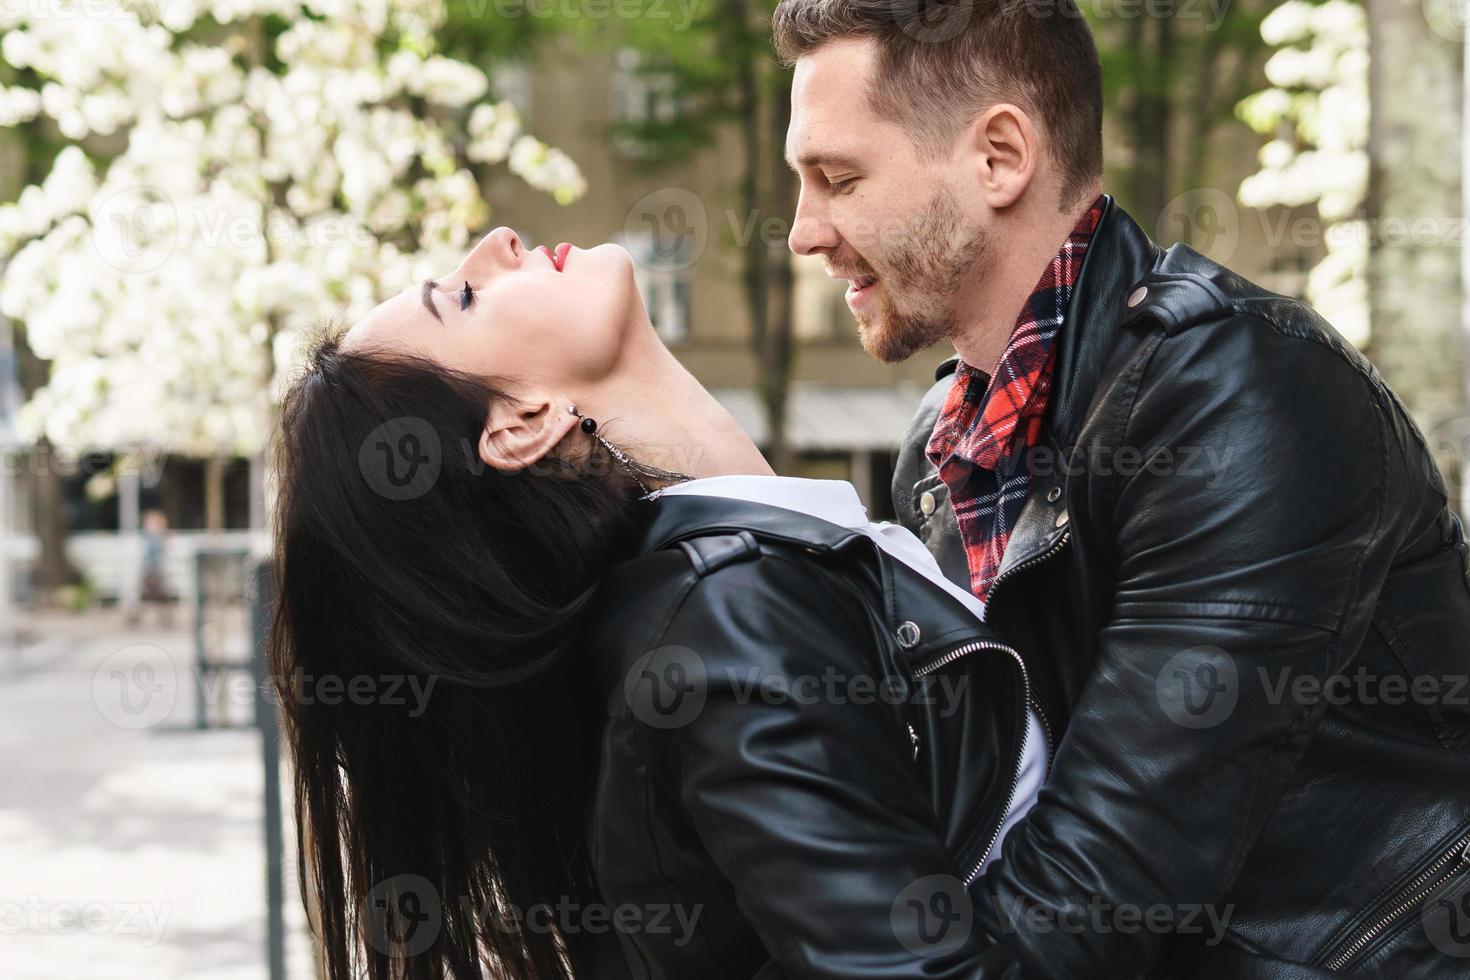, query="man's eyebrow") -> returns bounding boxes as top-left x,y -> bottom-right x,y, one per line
421,279 -> 442,324
784,148 -> 863,174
